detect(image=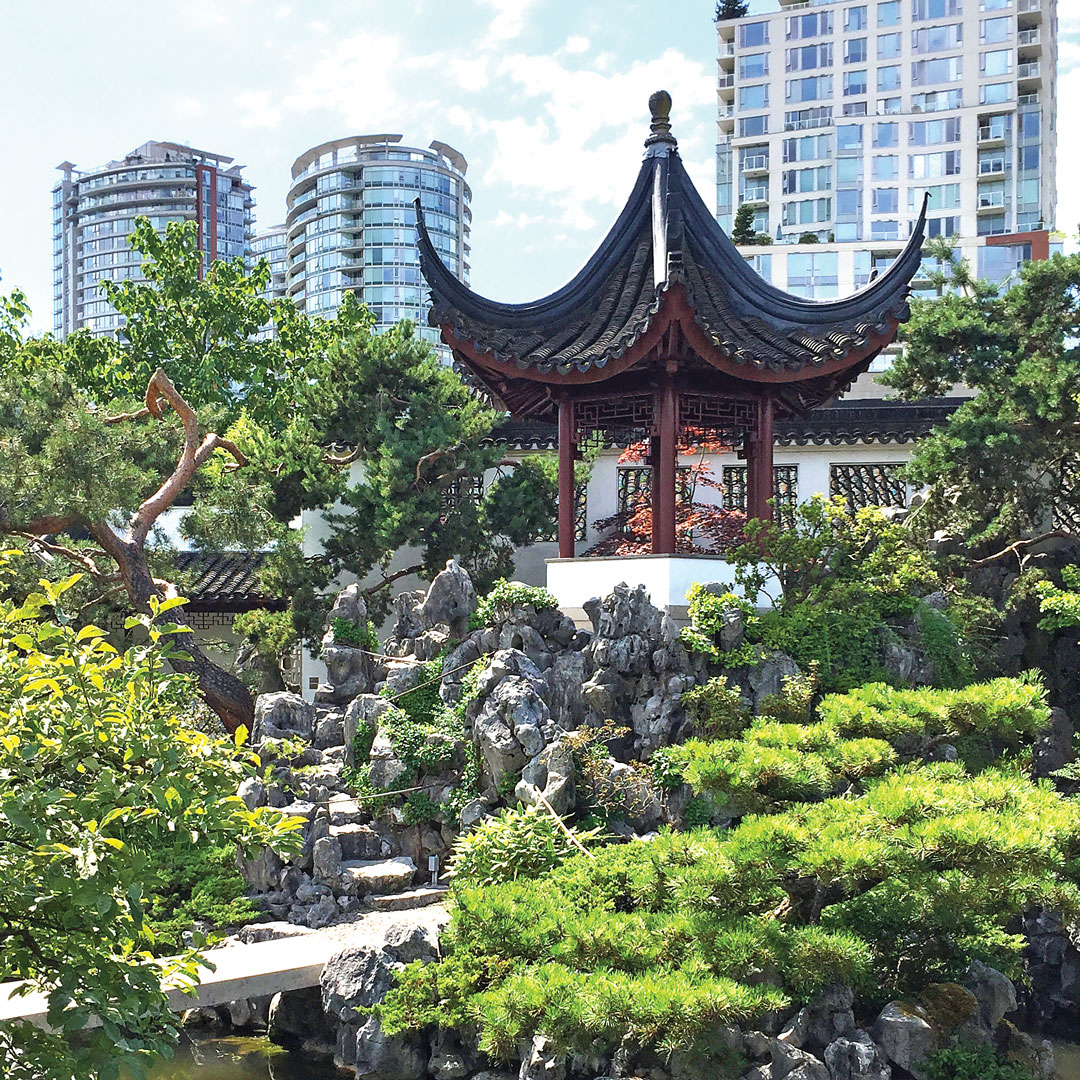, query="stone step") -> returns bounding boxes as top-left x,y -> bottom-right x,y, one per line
340,857 -> 416,897
368,886 -> 449,912
330,822 -> 390,861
